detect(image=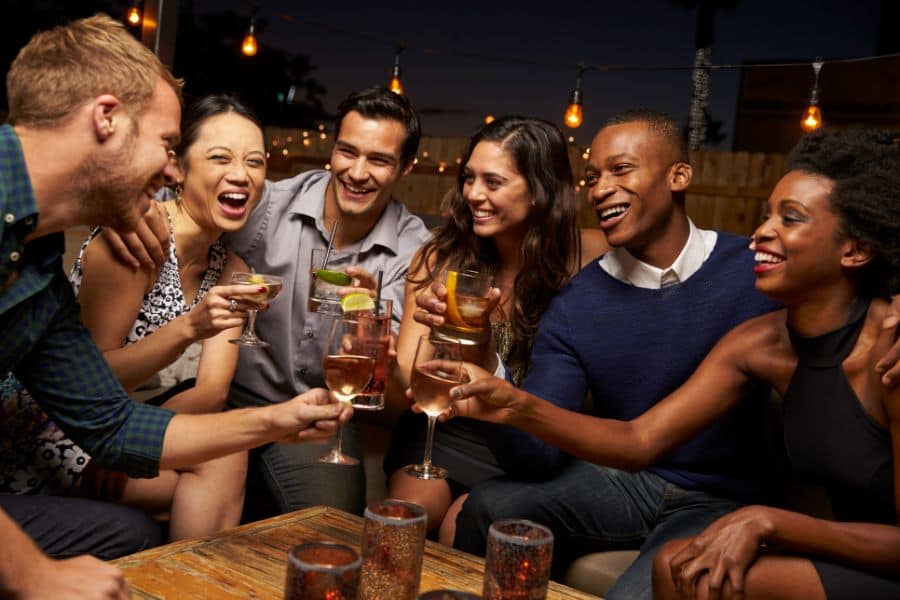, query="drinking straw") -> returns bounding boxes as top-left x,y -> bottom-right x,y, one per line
375,269 -> 384,316
321,221 -> 338,269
